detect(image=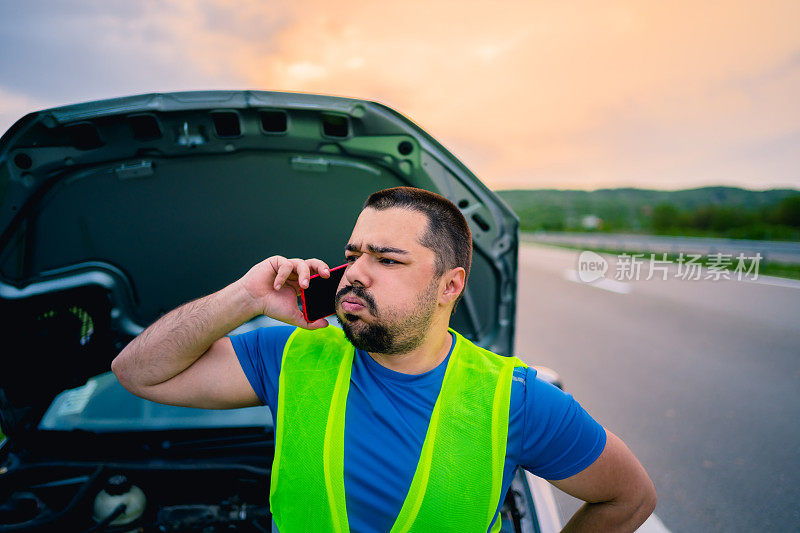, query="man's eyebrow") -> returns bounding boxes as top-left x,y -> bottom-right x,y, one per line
344,243 -> 409,255
368,244 -> 409,255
